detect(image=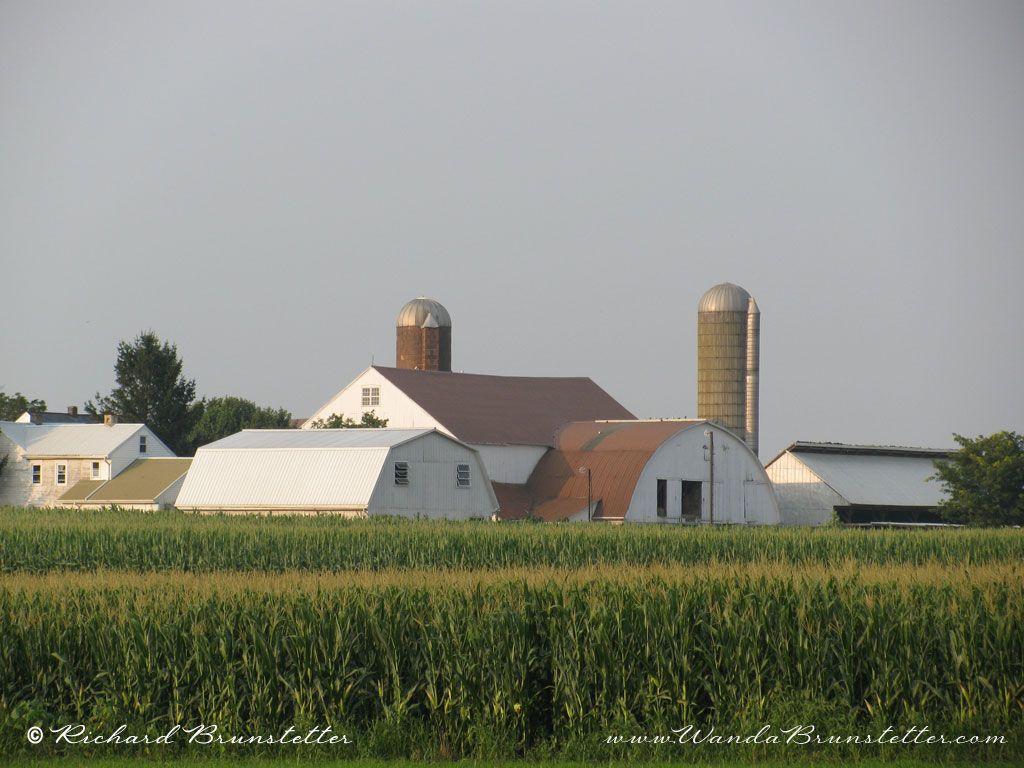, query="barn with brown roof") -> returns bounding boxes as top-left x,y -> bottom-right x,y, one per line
496,420 -> 779,524
303,365 -> 635,485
